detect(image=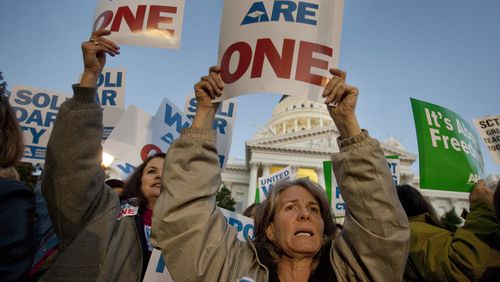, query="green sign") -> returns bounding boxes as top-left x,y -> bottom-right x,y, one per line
410,98 -> 484,192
